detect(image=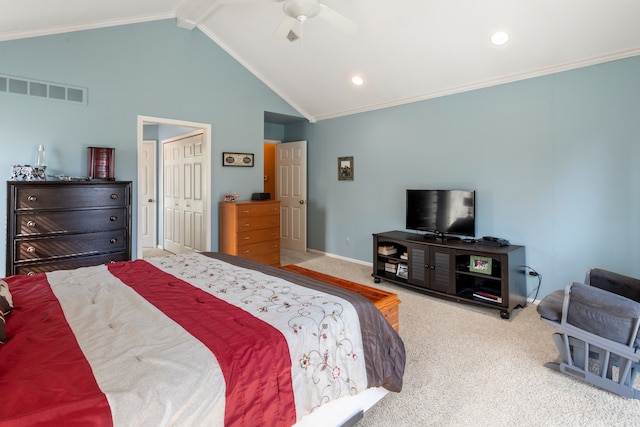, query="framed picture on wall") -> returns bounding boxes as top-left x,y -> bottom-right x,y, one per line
338,156 -> 354,180
223,152 -> 254,167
